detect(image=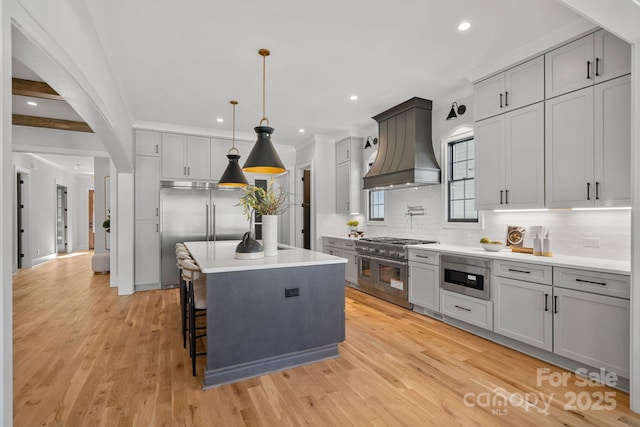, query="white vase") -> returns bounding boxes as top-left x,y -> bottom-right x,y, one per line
262,215 -> 278,257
